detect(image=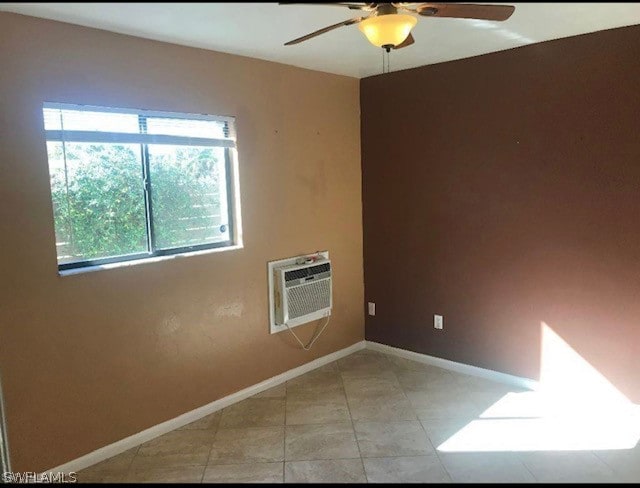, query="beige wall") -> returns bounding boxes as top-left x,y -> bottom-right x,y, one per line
0,12 -> 363,472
